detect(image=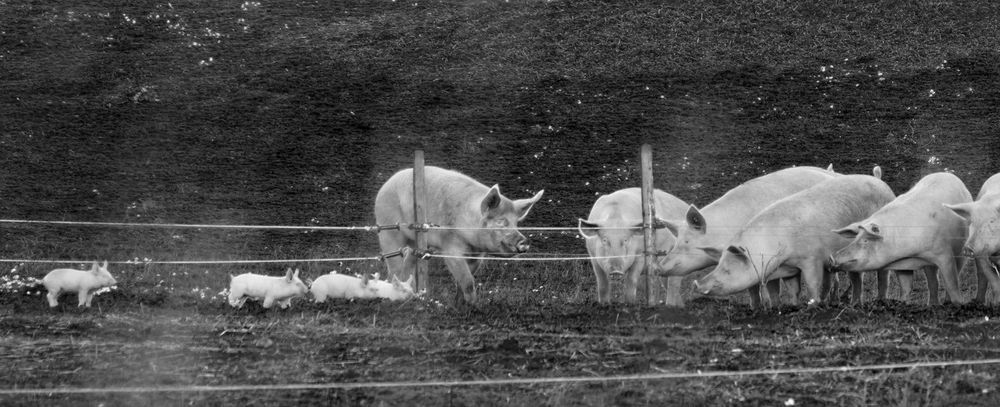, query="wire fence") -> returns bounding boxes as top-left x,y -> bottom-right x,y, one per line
0,218 -> 989,266
1,357 -> 999,395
